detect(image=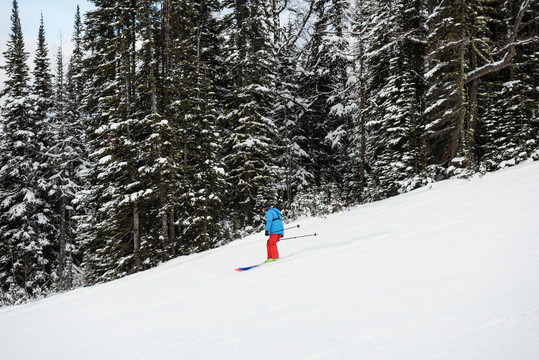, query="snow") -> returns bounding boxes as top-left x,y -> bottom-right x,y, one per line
1,161 -> 539,360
